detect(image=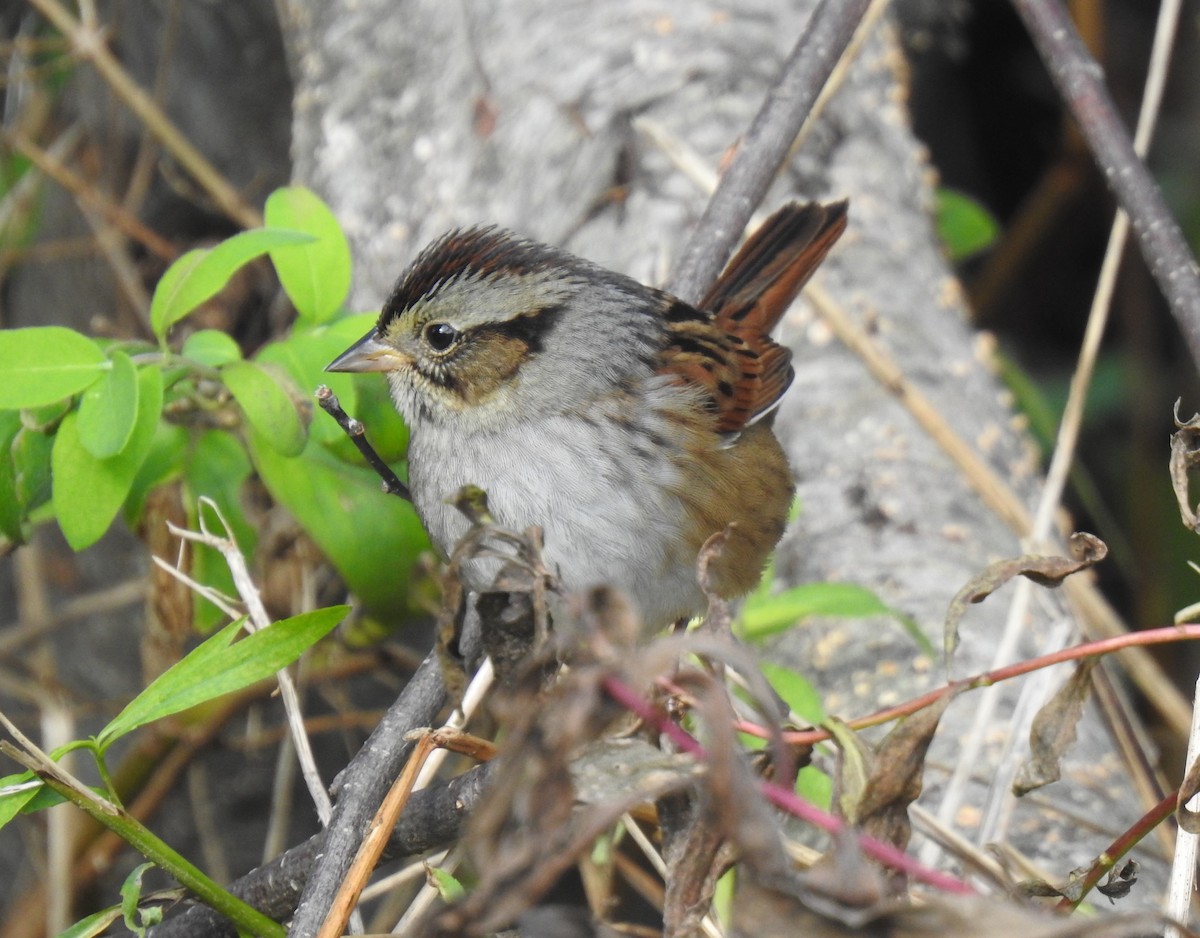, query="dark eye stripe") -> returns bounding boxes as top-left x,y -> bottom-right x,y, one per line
412,304 -> 563,403
476,303 -> 563,354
